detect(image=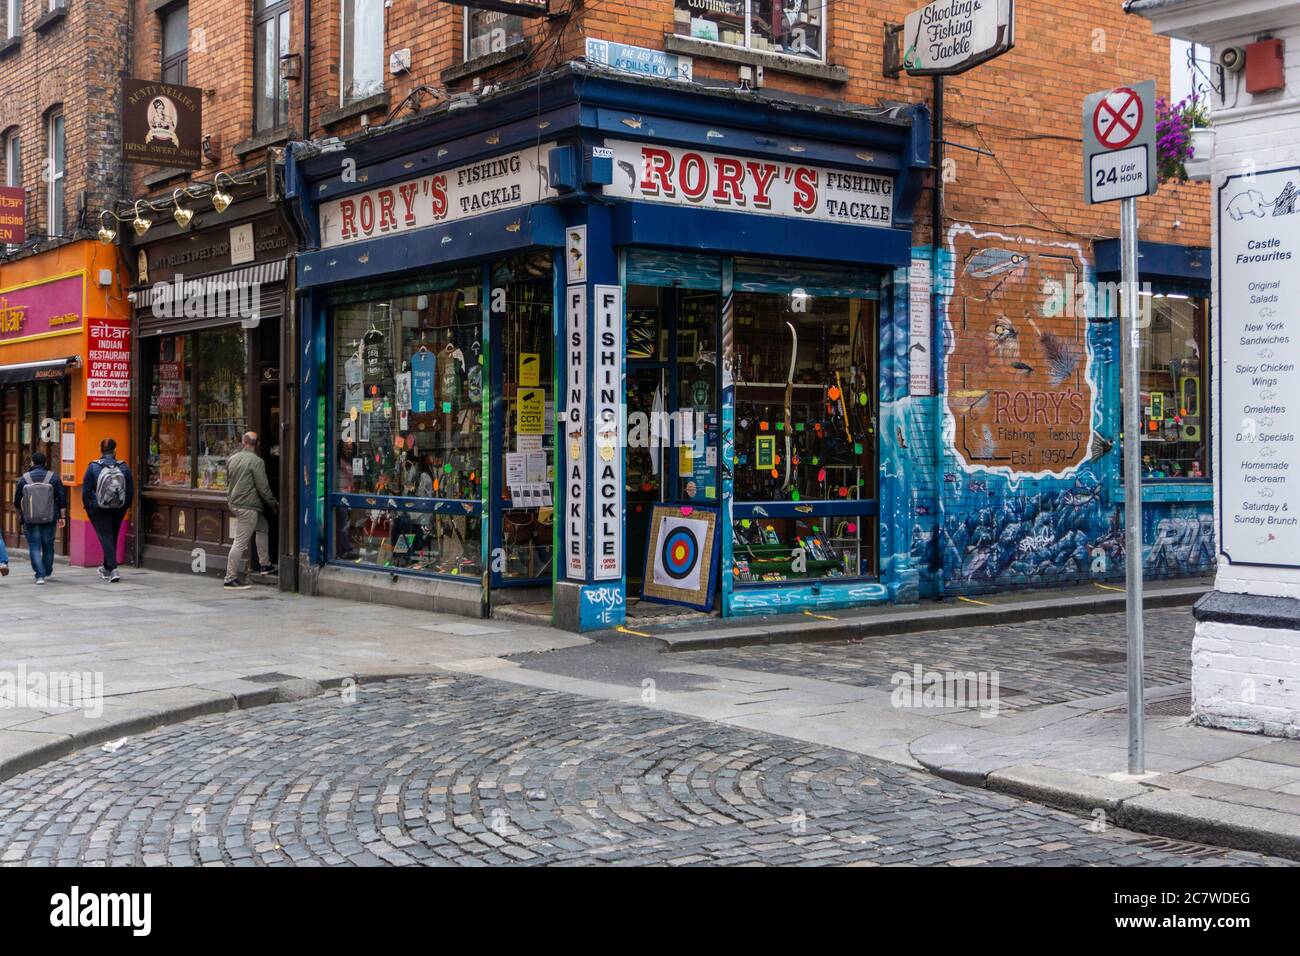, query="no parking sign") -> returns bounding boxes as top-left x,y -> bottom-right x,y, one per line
1082,80 -> 1157,204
